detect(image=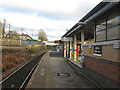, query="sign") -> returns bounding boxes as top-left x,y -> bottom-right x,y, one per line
94,45 -> 102,56
61,37 -> 72,41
